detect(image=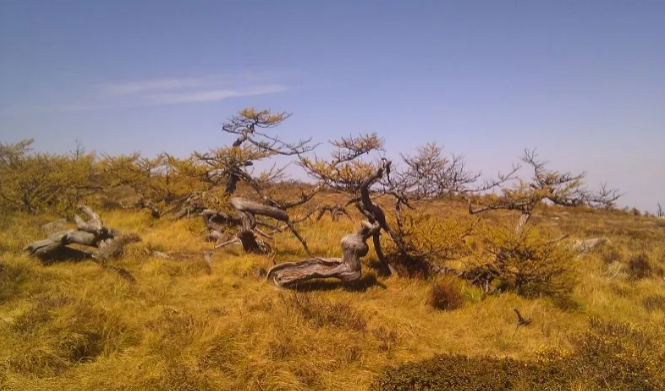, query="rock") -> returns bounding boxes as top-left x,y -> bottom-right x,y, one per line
153,251 -> 172,259
573,238 -> 610,254
41,218 -> 67,232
